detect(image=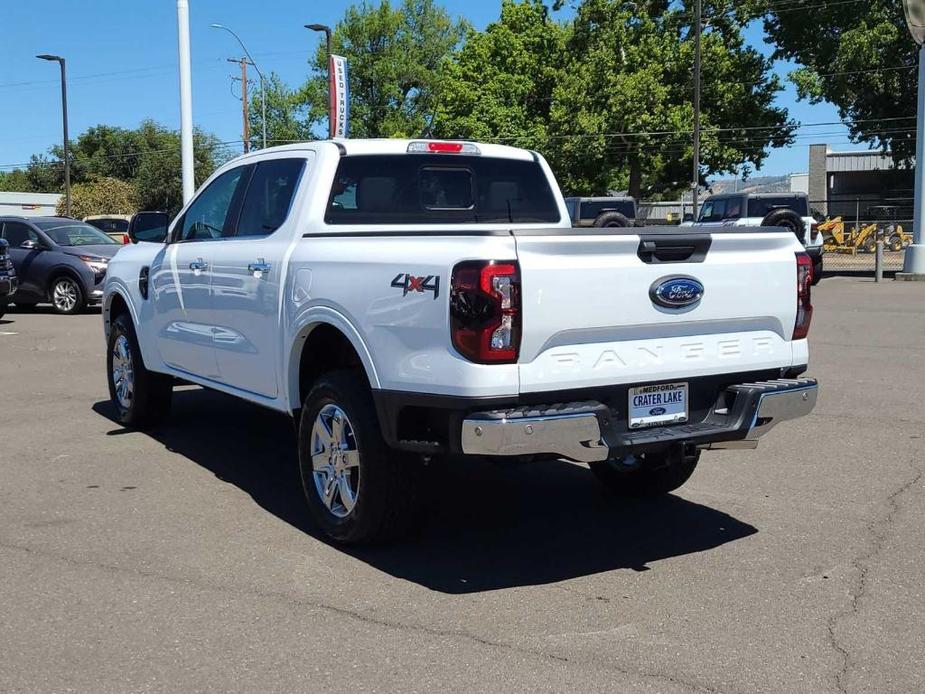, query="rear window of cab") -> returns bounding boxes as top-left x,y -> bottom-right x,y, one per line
325,154 -> 561,224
